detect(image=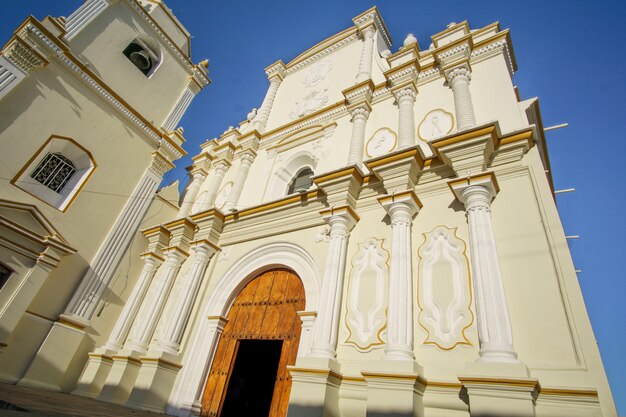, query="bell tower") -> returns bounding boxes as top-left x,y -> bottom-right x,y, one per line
62,0 -> 209,131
